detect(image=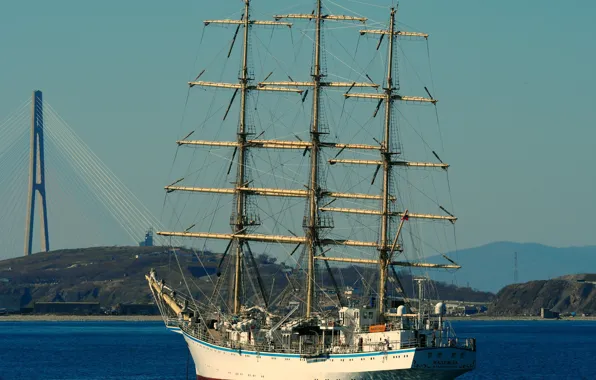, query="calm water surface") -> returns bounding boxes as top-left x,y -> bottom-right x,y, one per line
0,320 -> 594,379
